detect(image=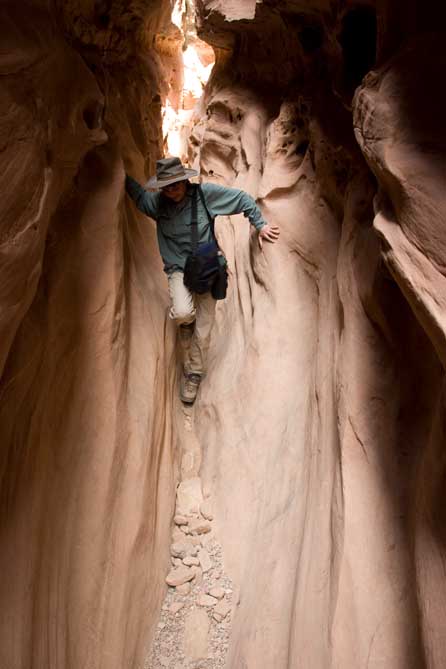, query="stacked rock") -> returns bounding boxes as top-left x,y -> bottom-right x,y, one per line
147,477 -> 233,668
165,501 -> 214,590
